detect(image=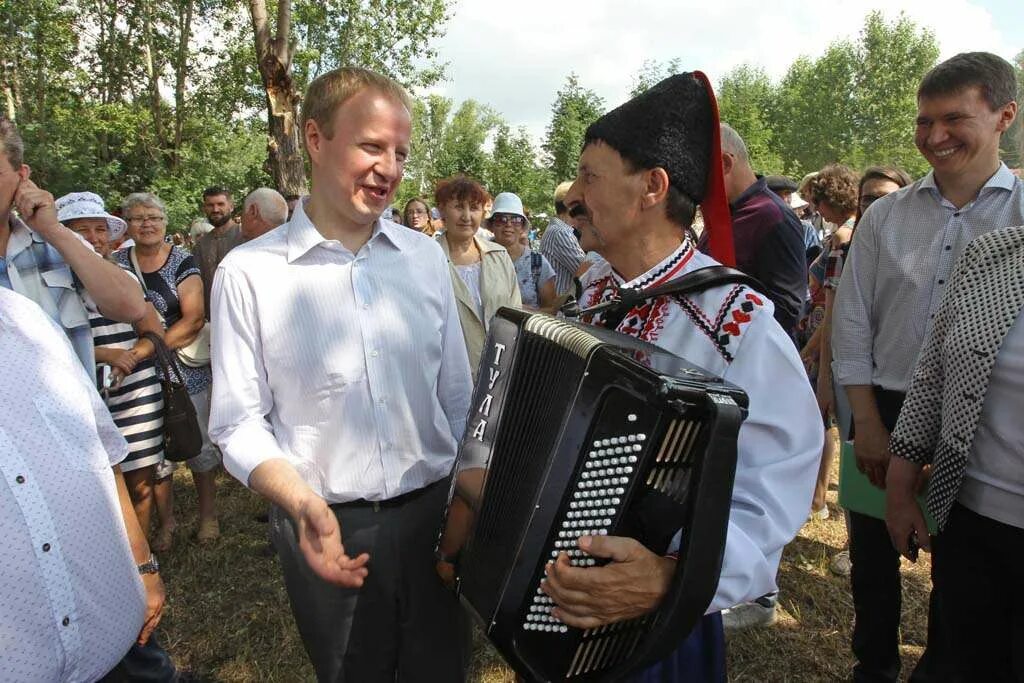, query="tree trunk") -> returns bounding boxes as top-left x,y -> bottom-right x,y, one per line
249,0 -> 307,196
170,0 -> 193,170
141,0 -> 166,158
